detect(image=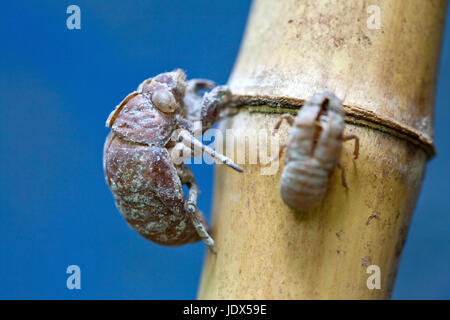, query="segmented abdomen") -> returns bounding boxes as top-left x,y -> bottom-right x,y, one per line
280,158 -> 331,211
103,132 -> 200,246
